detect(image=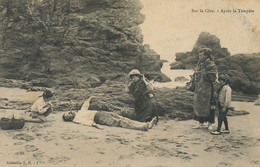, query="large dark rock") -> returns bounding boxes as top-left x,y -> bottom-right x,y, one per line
215,53 -> 260,94
51,80 -> 194,120
0,0 -> 169,87
170,32 -> 260,94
